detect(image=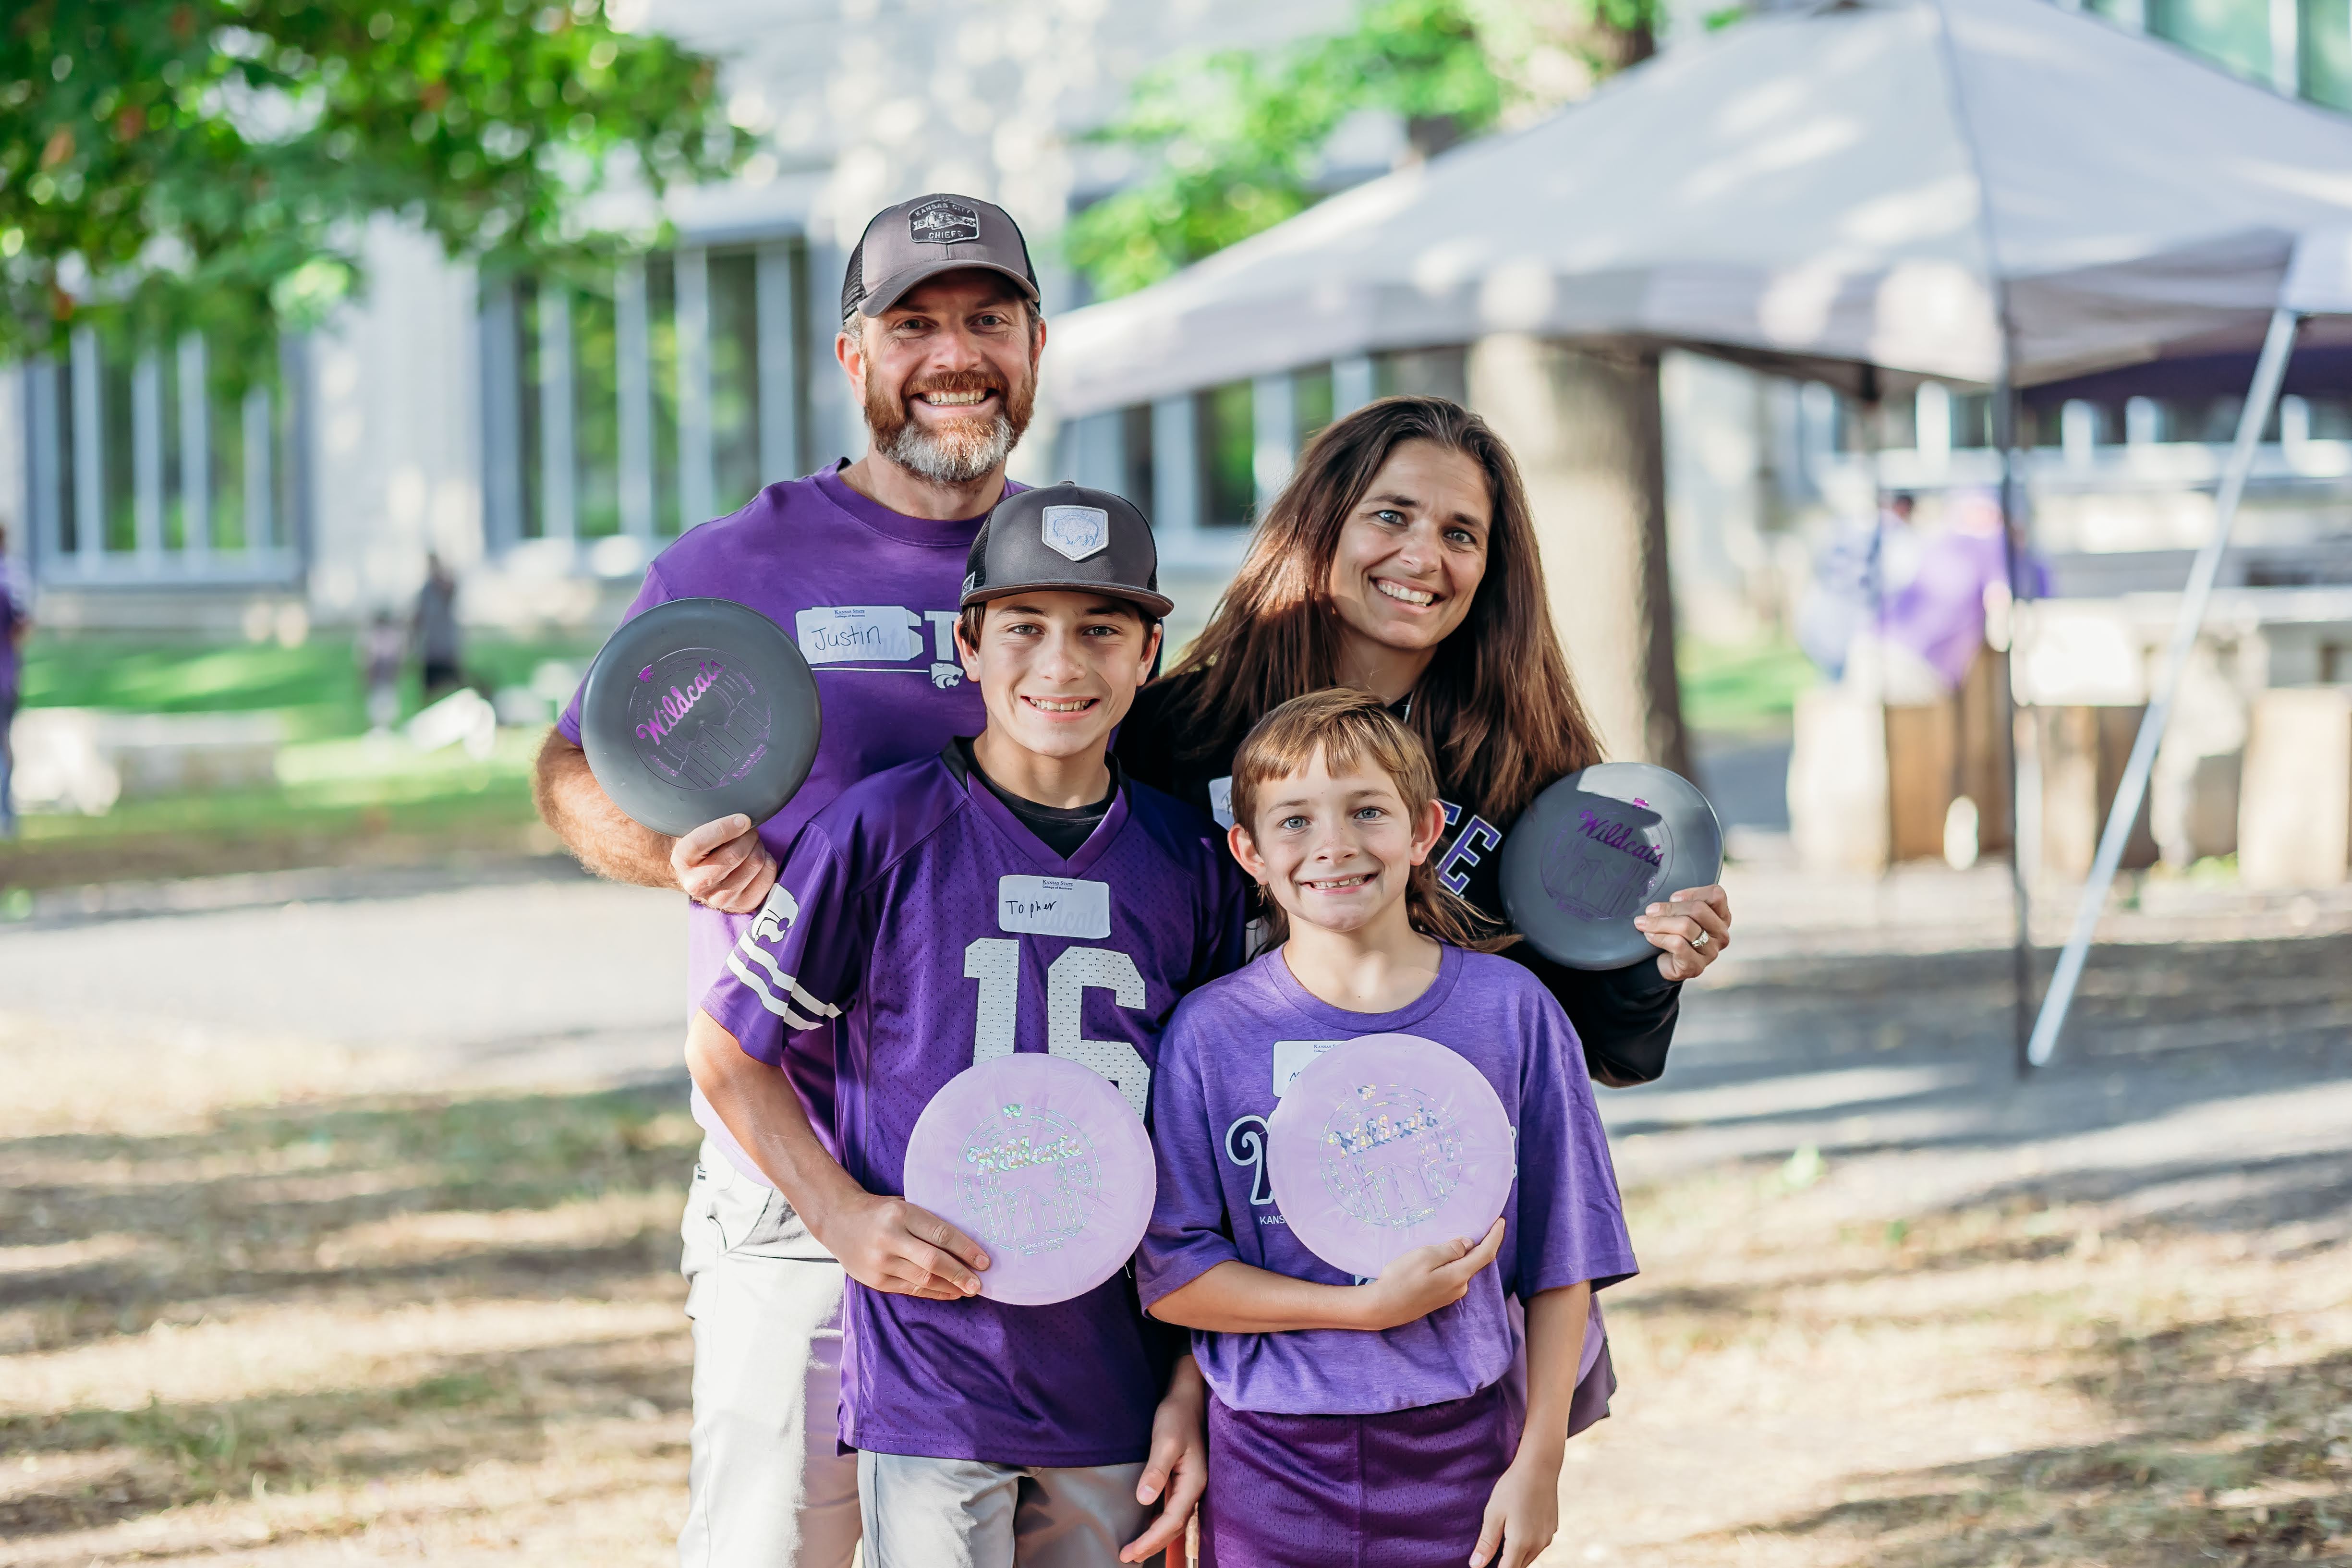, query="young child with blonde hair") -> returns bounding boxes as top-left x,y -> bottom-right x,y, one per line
1140,689 -> 1636,1568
